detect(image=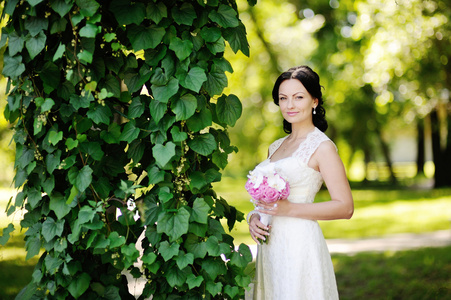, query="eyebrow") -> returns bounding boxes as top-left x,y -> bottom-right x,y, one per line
279,91 -> 306,96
